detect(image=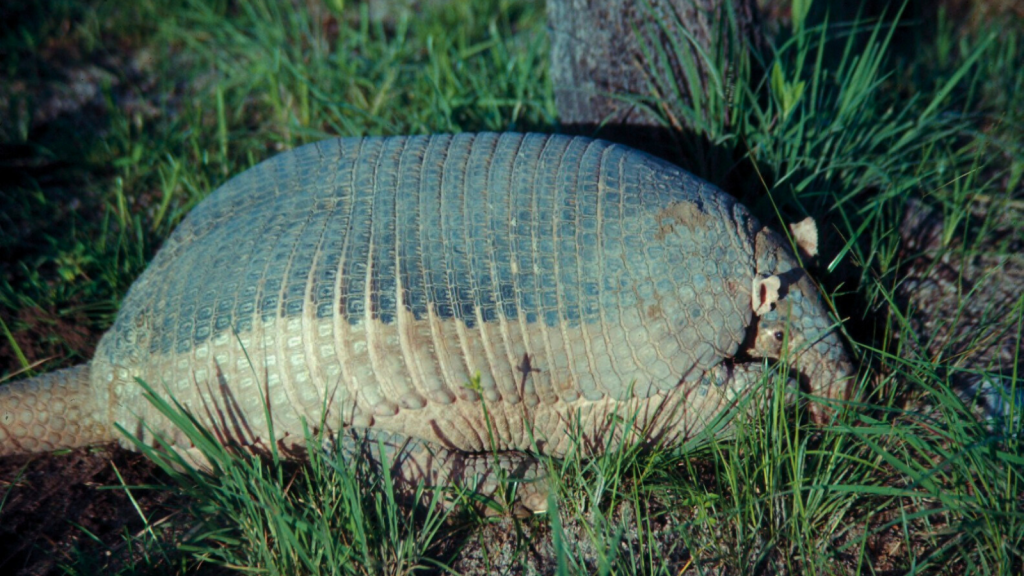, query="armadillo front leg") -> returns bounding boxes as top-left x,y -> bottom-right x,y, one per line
698,362 -> 770,399
694,362 -> 800,410
334,429 -> 549,516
